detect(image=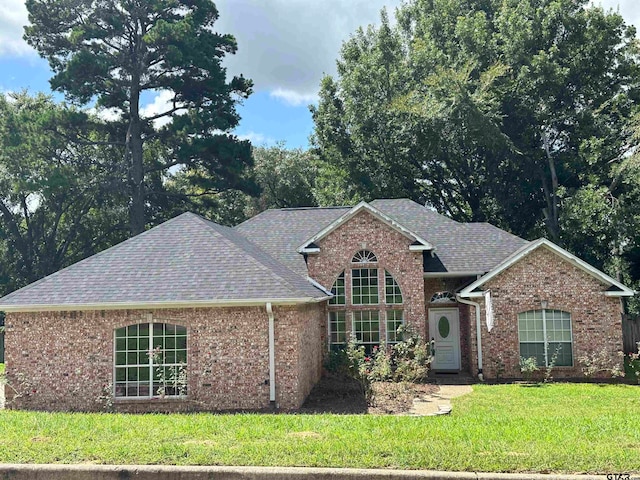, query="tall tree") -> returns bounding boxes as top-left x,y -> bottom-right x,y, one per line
0,93 -> 127,295
312,0 -> 640,240
24,0 -> 254,235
